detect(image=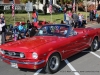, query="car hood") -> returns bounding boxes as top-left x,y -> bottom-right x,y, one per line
0,36 -> 57,52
